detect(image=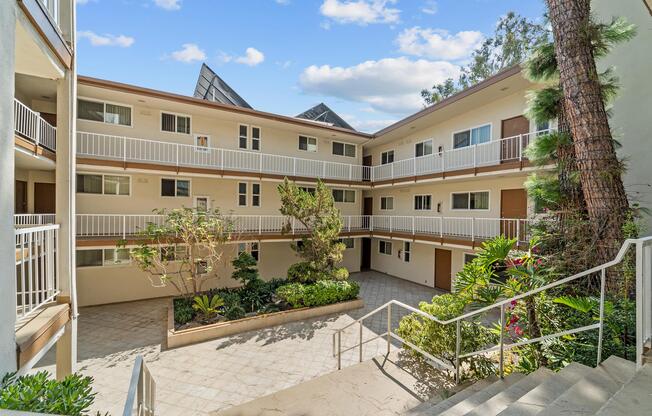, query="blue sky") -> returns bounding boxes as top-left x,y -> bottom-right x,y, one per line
76,0 -> 546,132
